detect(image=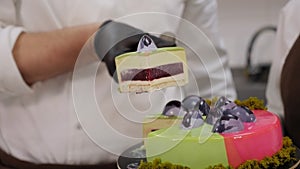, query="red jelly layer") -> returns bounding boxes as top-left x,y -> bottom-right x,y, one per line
222,110 -> 283,168
120,62 -> 183,81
